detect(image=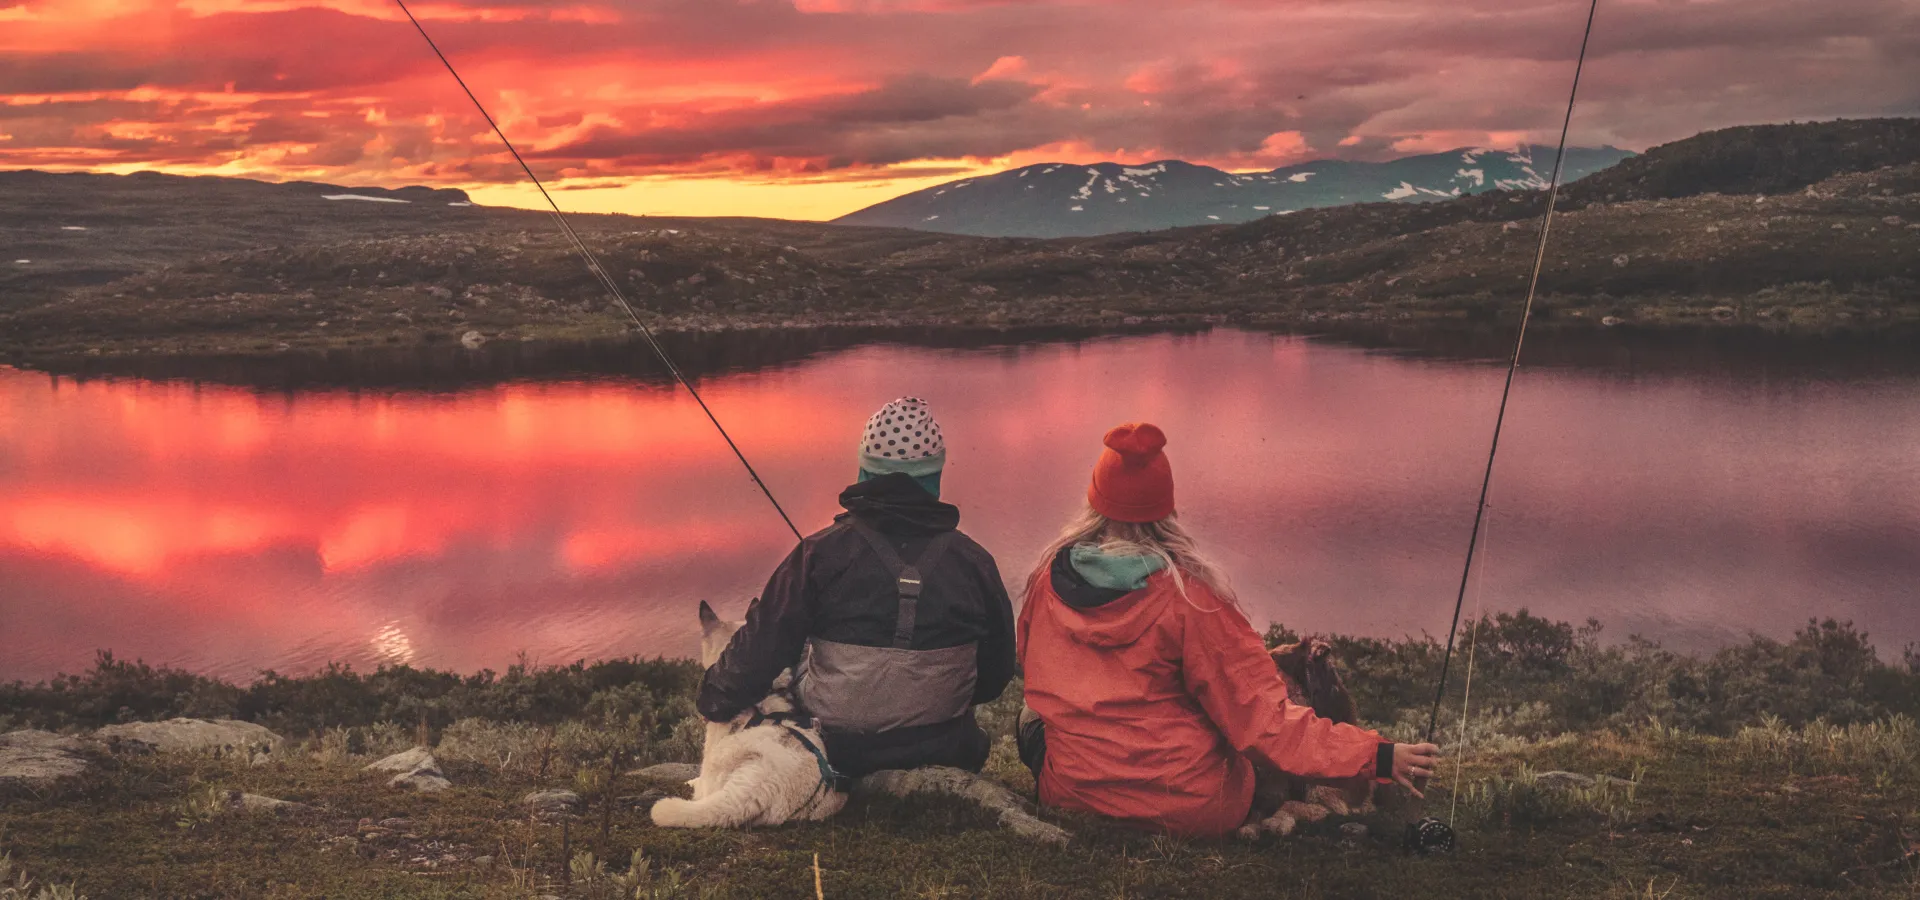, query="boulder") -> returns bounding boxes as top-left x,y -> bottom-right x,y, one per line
365,746 -> 435,773
855,766 -> 1070,845
95,718 -> 281,754
522,789 -> 584,818
1533,770 -> 1632,791
371,748 -> 451,792
391,762 -> 451,793
0,730 -> 90,786
628,762 -> 700,783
